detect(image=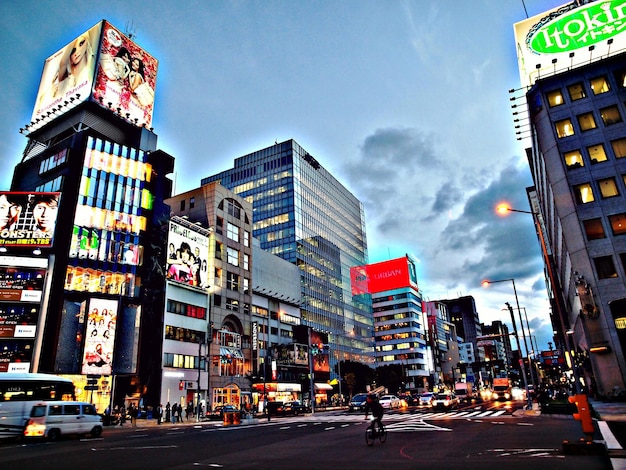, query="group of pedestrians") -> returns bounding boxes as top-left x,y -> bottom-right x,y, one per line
156,402 -> 198,424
